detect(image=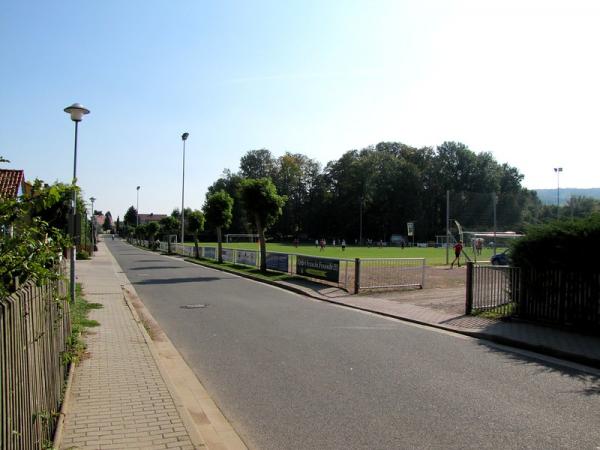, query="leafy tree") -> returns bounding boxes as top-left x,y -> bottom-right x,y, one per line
159,215 -> 179,237
239,149 -> 276,179
134,224 -> 147,240
187,210 -> 206,258
239,178 -> 286,271
206,170 -> 247,236
102,212 -> 112,231
203,190 -> 233,263
564,196 -> 600,219
146,221 -> 160,242
208,140 -> 541,243
124,206 -> 138,227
